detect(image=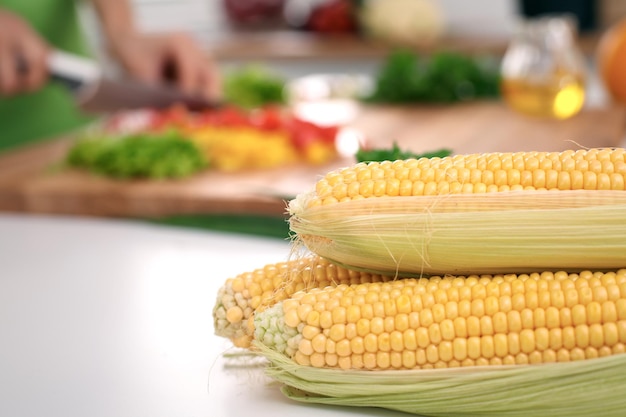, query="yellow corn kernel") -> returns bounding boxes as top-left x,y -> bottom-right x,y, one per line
302,149 -> 626,207
213,255 -> 393,348
256,269 -> 626,370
